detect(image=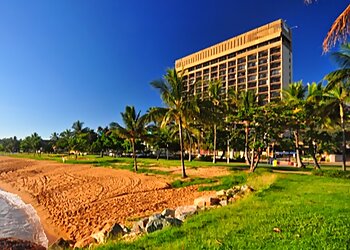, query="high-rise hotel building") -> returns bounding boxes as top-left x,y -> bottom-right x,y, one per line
175,19 -> 292,104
